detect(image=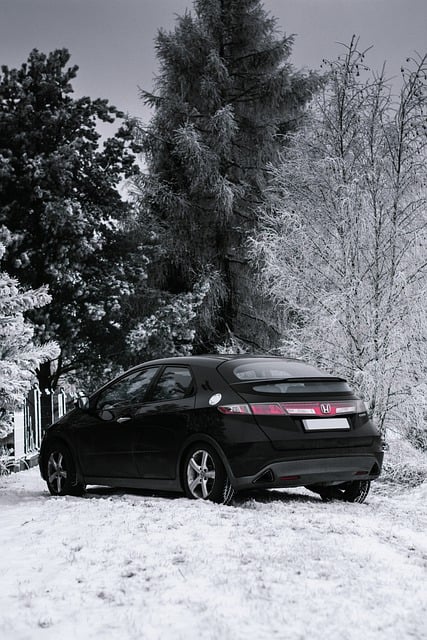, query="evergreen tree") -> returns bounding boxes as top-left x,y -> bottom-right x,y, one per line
135,0 -> 319,351
0,228 -> 59,436
0,49 -> 143,389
